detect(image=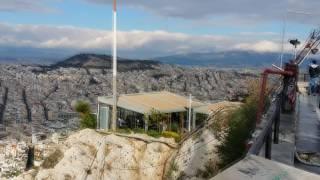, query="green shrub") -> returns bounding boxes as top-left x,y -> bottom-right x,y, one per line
74,101 -> 96,129
145,109 -> 168,132
147,130 -> 161,138
117,128 -> 132,134
216,78 -> 274,169
217,93 -> 258,168
217,104 -> 255,168
80,113 -> 97,129
132,128 -> 145,134
162,131 -> 181,142
75,100 -> 91,114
